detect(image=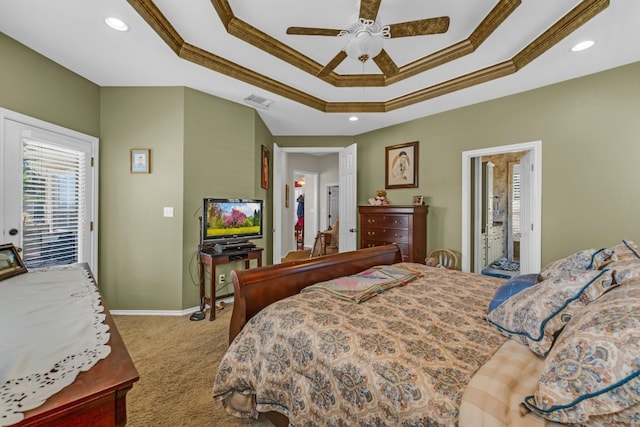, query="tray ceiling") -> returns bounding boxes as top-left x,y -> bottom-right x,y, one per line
1,0 -> 639,135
